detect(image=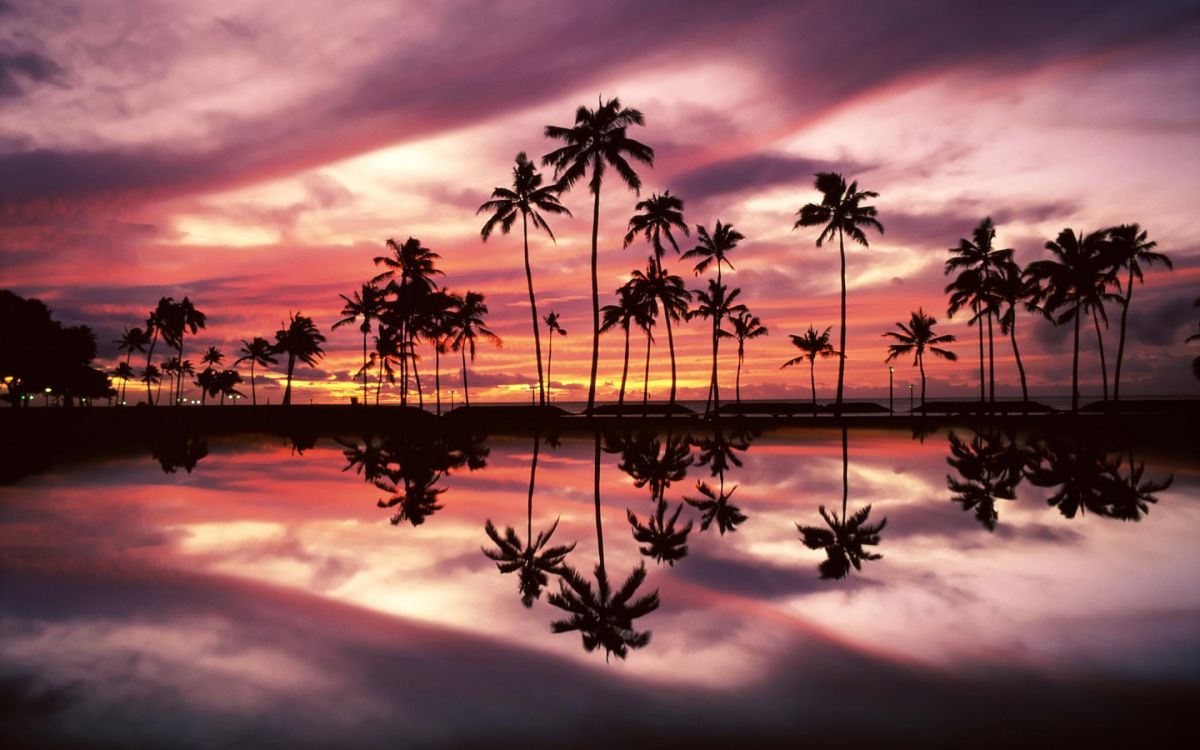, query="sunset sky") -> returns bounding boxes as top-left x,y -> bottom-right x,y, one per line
3,0 -> 1199,403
